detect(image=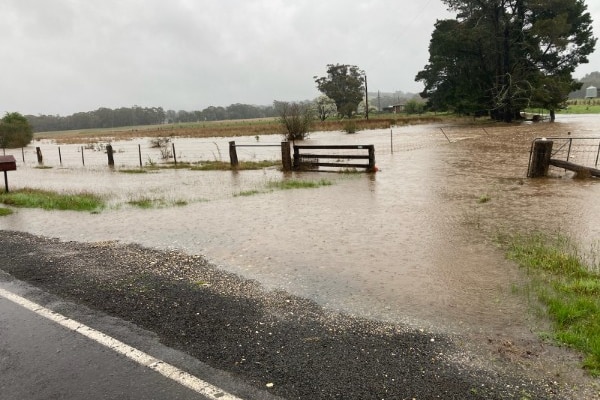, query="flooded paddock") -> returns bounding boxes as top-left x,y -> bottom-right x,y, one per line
2,115 -> 600,338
